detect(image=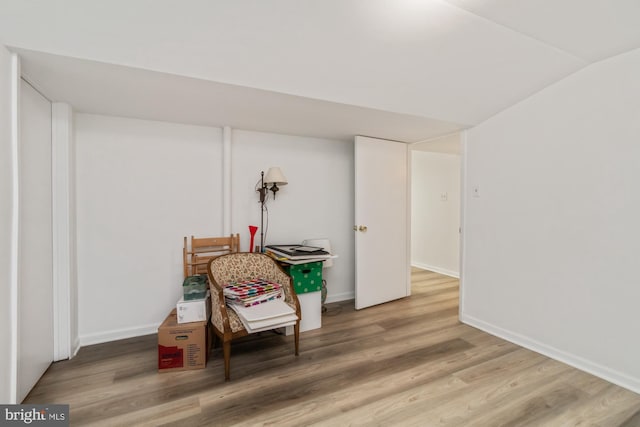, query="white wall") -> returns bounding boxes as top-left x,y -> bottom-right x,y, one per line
230,129 -> 355,302
75,116 -> 356,343
411,151 -> 460,277
0,44 -> 15,404
75,114 -> 223,345
462,48 -> 640,393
